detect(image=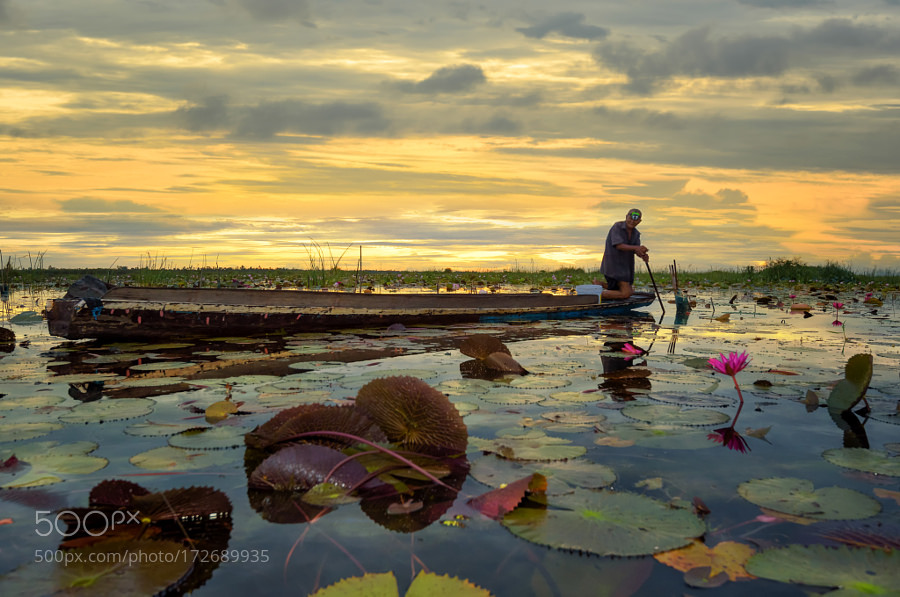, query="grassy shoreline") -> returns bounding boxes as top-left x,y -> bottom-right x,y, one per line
1,258 -> 898,293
